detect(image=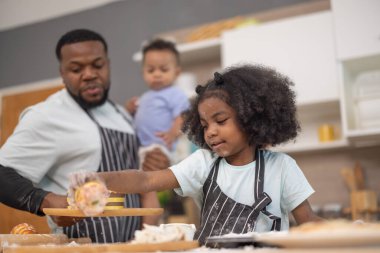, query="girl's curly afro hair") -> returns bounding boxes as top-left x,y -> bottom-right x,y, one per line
182,64 -> 300,150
